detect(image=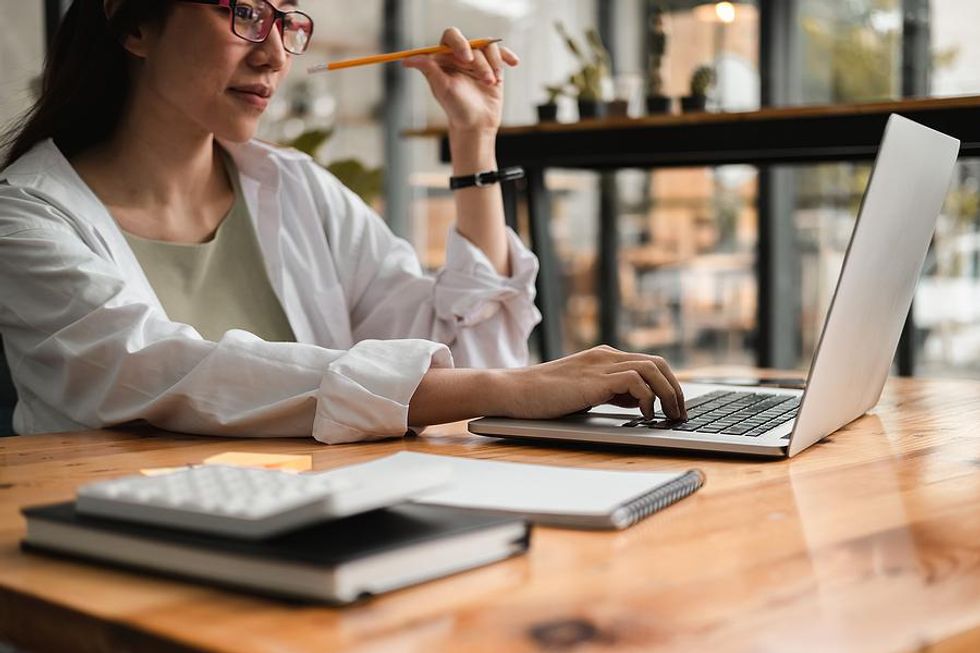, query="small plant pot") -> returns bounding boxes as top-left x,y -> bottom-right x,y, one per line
606,99 -> 630,118
606,99 -> 629,118
680,96 -> 708,113
536,103 -> 559,122
645,95 -> 671,115
577,98 -> 606,120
